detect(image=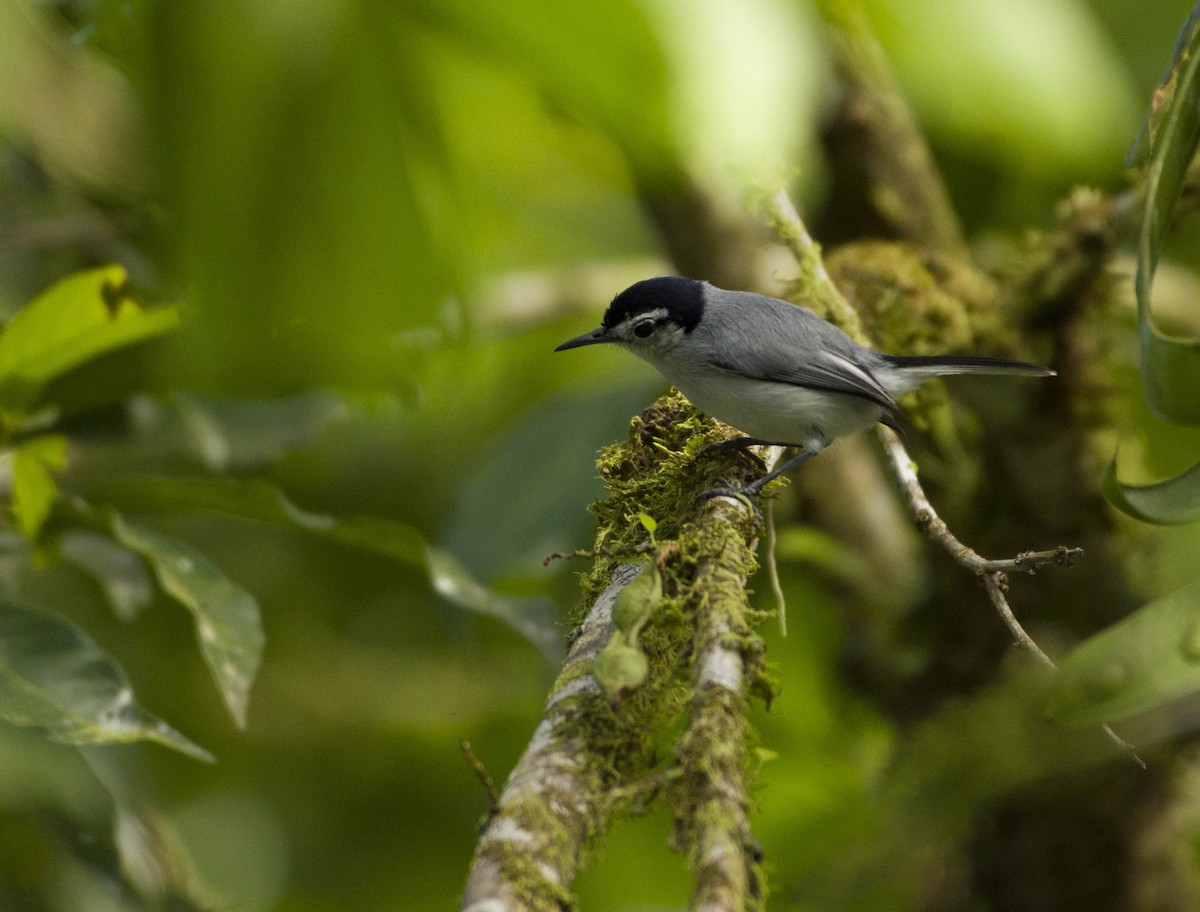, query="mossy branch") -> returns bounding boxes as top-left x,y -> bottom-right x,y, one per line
759,188 -> 1142,761
461,562 -> 643,912
672,514 -> 768,911
462,398 -> 774,910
